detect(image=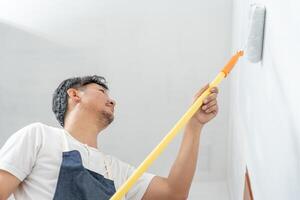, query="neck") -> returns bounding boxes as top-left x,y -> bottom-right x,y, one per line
64,109 -> 107,149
